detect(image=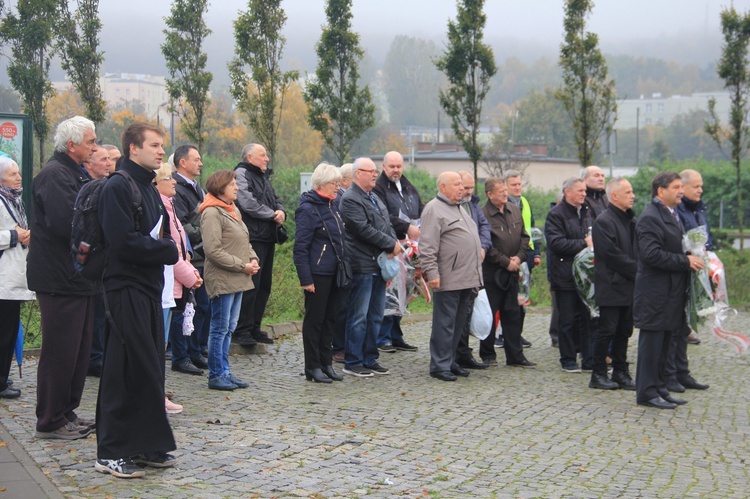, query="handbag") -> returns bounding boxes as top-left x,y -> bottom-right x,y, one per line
313,206 -> 351,288
276,224 -> 289,244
